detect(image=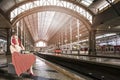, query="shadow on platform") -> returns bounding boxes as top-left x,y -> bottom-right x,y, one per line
0,69 -> 58,80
